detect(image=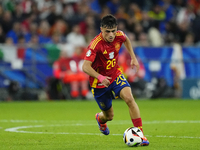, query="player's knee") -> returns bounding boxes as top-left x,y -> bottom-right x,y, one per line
123,95 -> 135,107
